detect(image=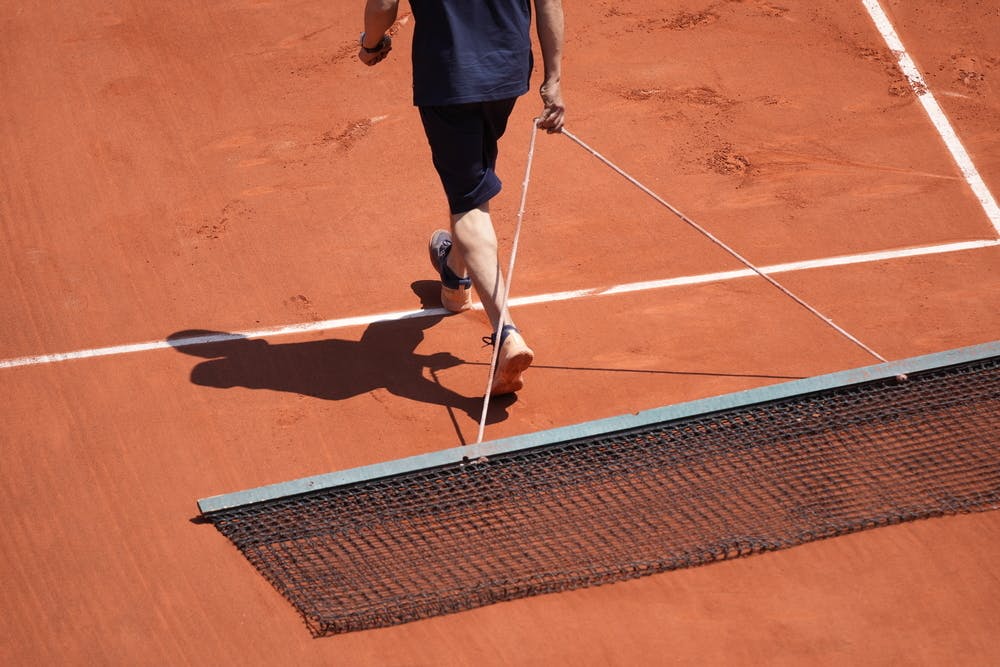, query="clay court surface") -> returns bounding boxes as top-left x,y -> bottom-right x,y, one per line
2,0 -> 999,664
